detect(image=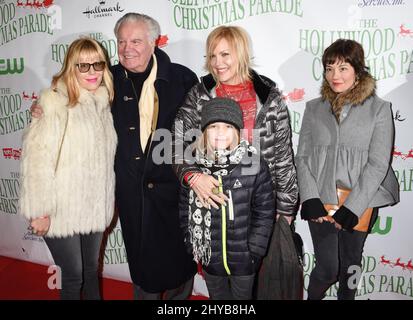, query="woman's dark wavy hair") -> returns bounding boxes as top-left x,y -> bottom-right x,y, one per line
322,39 -> 370,80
